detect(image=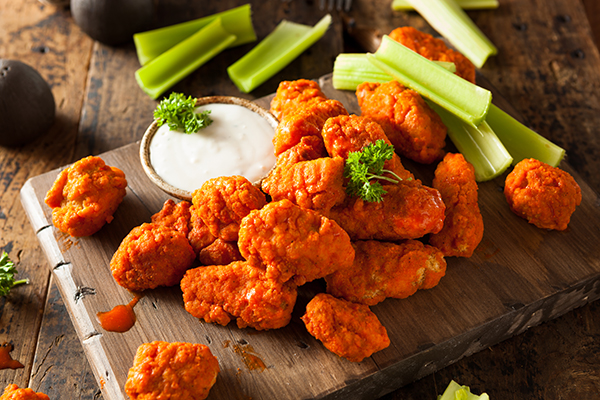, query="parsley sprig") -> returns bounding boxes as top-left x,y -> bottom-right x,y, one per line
154,92 -> 213,134
0,252 -> 29,297
344,140 -> 405,202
